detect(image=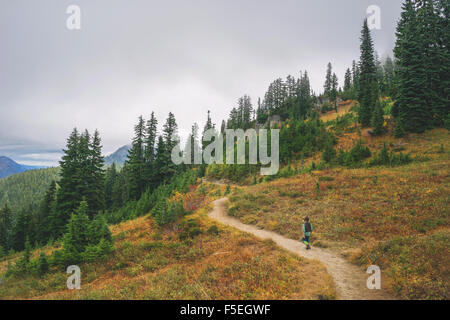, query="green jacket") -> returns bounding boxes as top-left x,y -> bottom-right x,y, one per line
302,223 -> 313,237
